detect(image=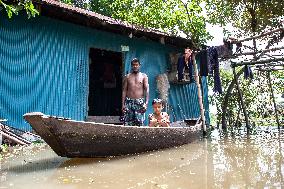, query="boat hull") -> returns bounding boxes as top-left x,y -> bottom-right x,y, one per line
24,112 -> 202,158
